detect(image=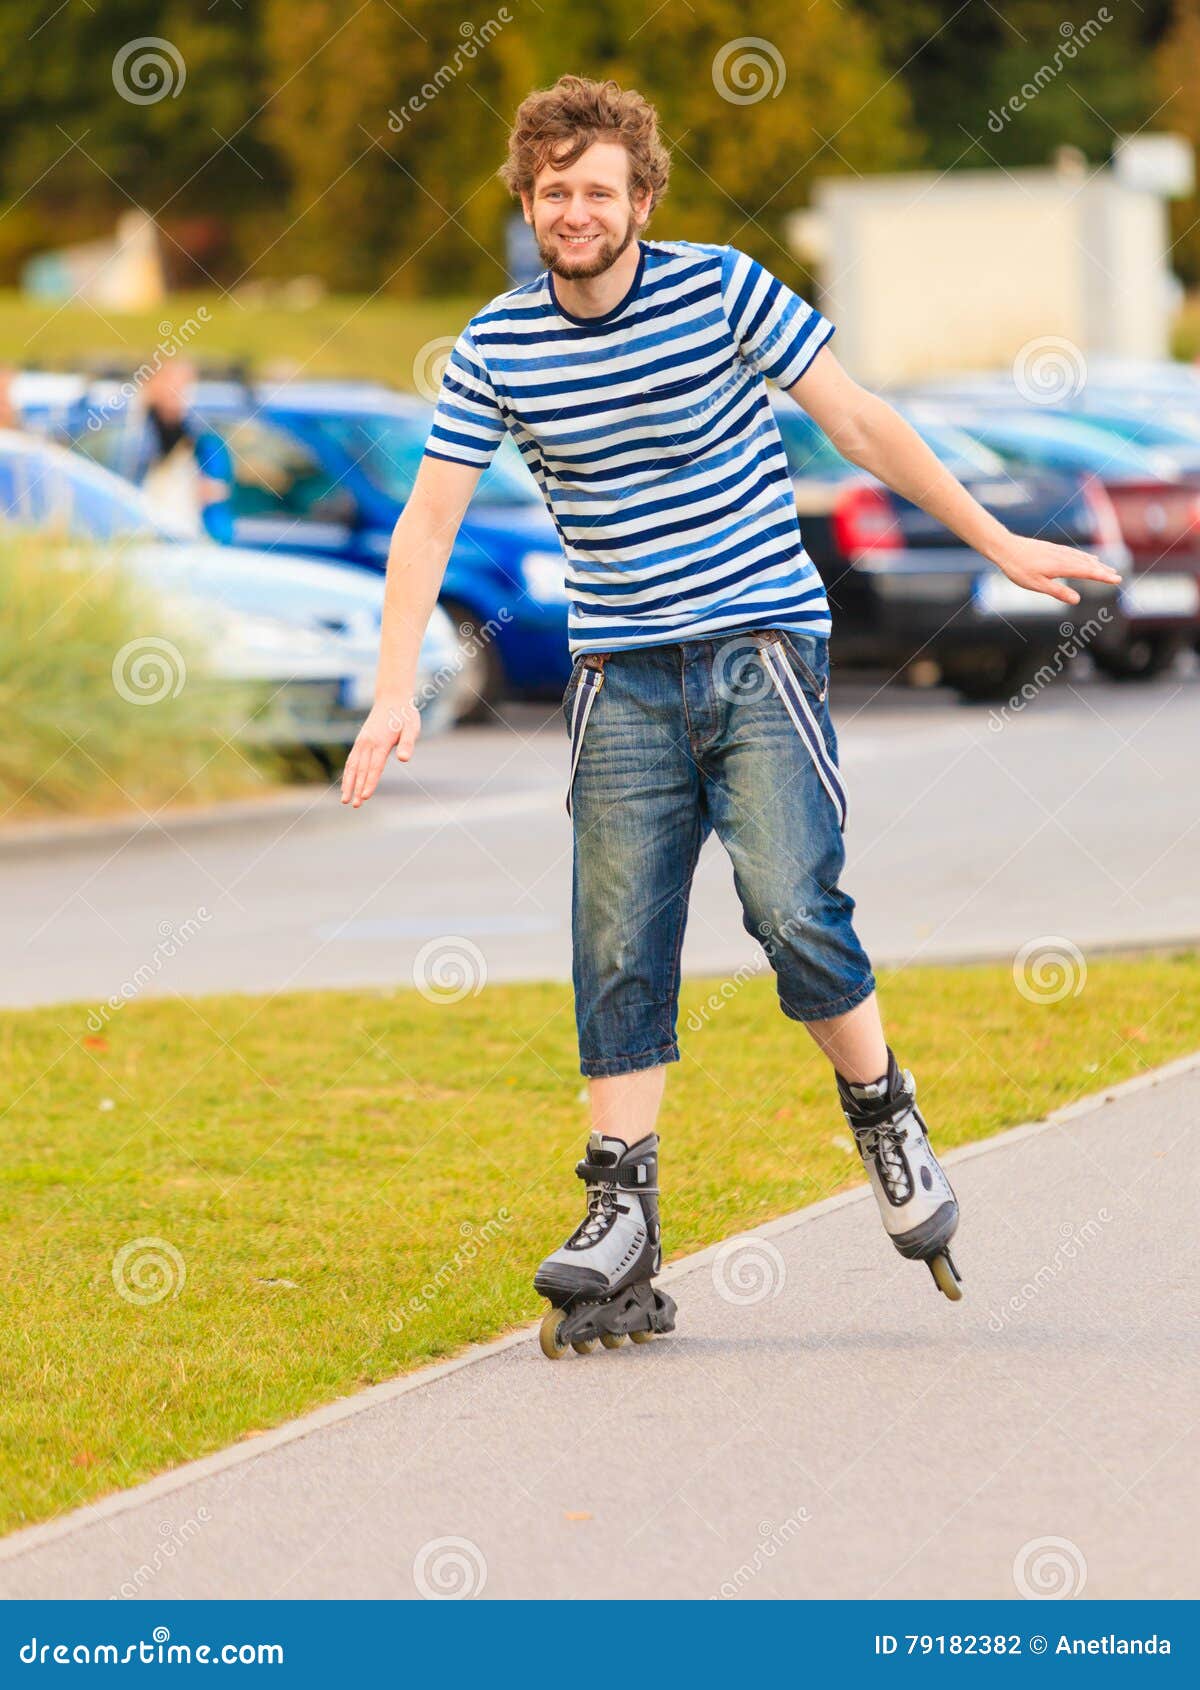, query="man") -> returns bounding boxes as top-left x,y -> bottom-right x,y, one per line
108,358 -> 233,541
341,75 -> 1120,1351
